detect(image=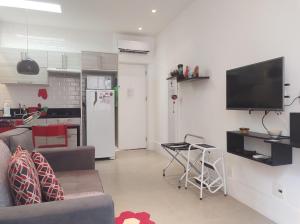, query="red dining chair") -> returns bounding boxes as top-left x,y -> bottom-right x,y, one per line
32,125 -> 68,148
